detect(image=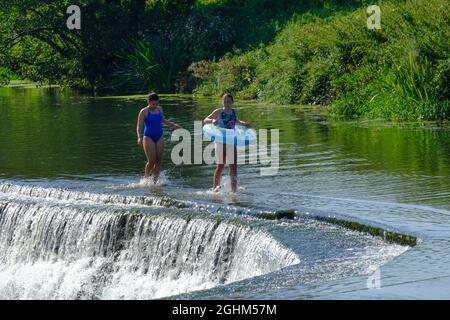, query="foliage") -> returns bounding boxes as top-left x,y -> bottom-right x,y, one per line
0,0 -> 144,91
191,0 -> 450,120
1,0 -> 449,120
0,0 -> 365,93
